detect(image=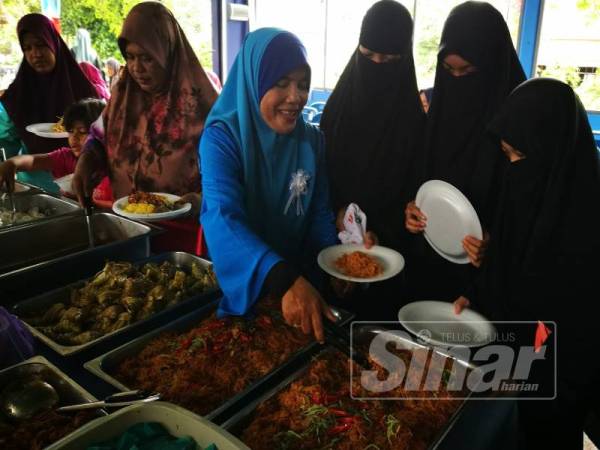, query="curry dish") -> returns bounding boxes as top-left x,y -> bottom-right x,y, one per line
110,298 -> 312,416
